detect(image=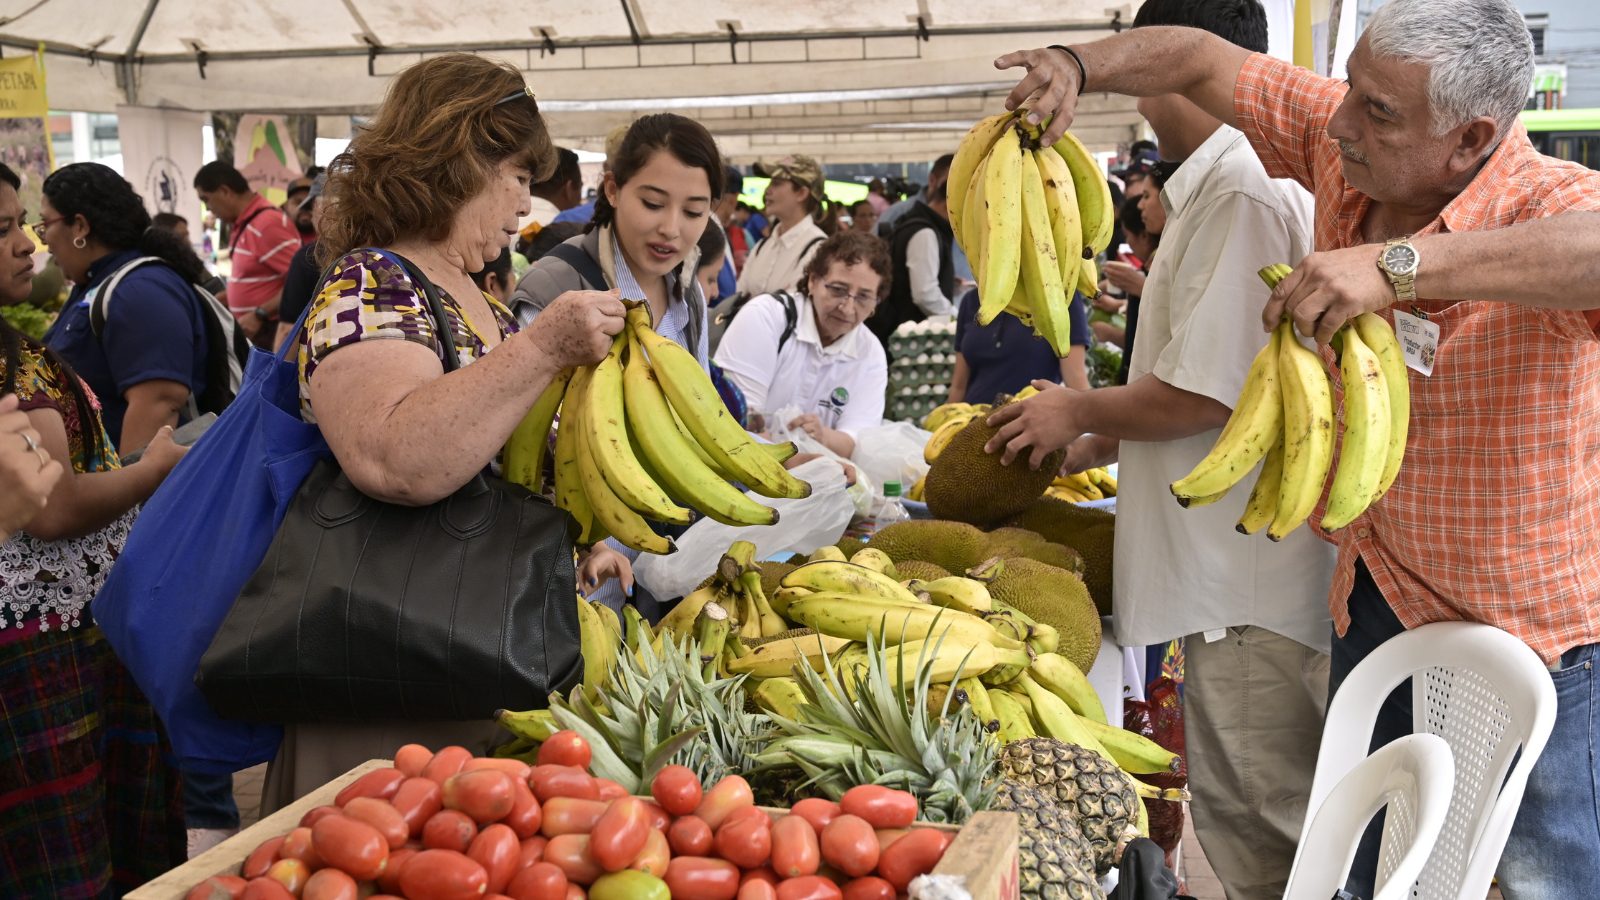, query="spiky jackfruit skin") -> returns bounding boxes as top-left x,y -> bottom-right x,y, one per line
833,536 -> 866,560
757,562 -> 798,602
988,558 -> 1101,673
894,560 -> 953,582
1008,498 -> 1115,616
983,526 -> 1085,576
865,520 -> 988,576
924,416 -> 1065,527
